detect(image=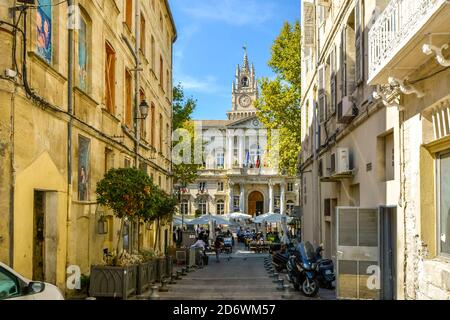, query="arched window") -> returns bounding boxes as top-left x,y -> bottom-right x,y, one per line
287,200 -> 295,215
180,200 -> 189,215
241,76 -> 249,87
78,7 -> 91,92
216,200 -> 225,215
